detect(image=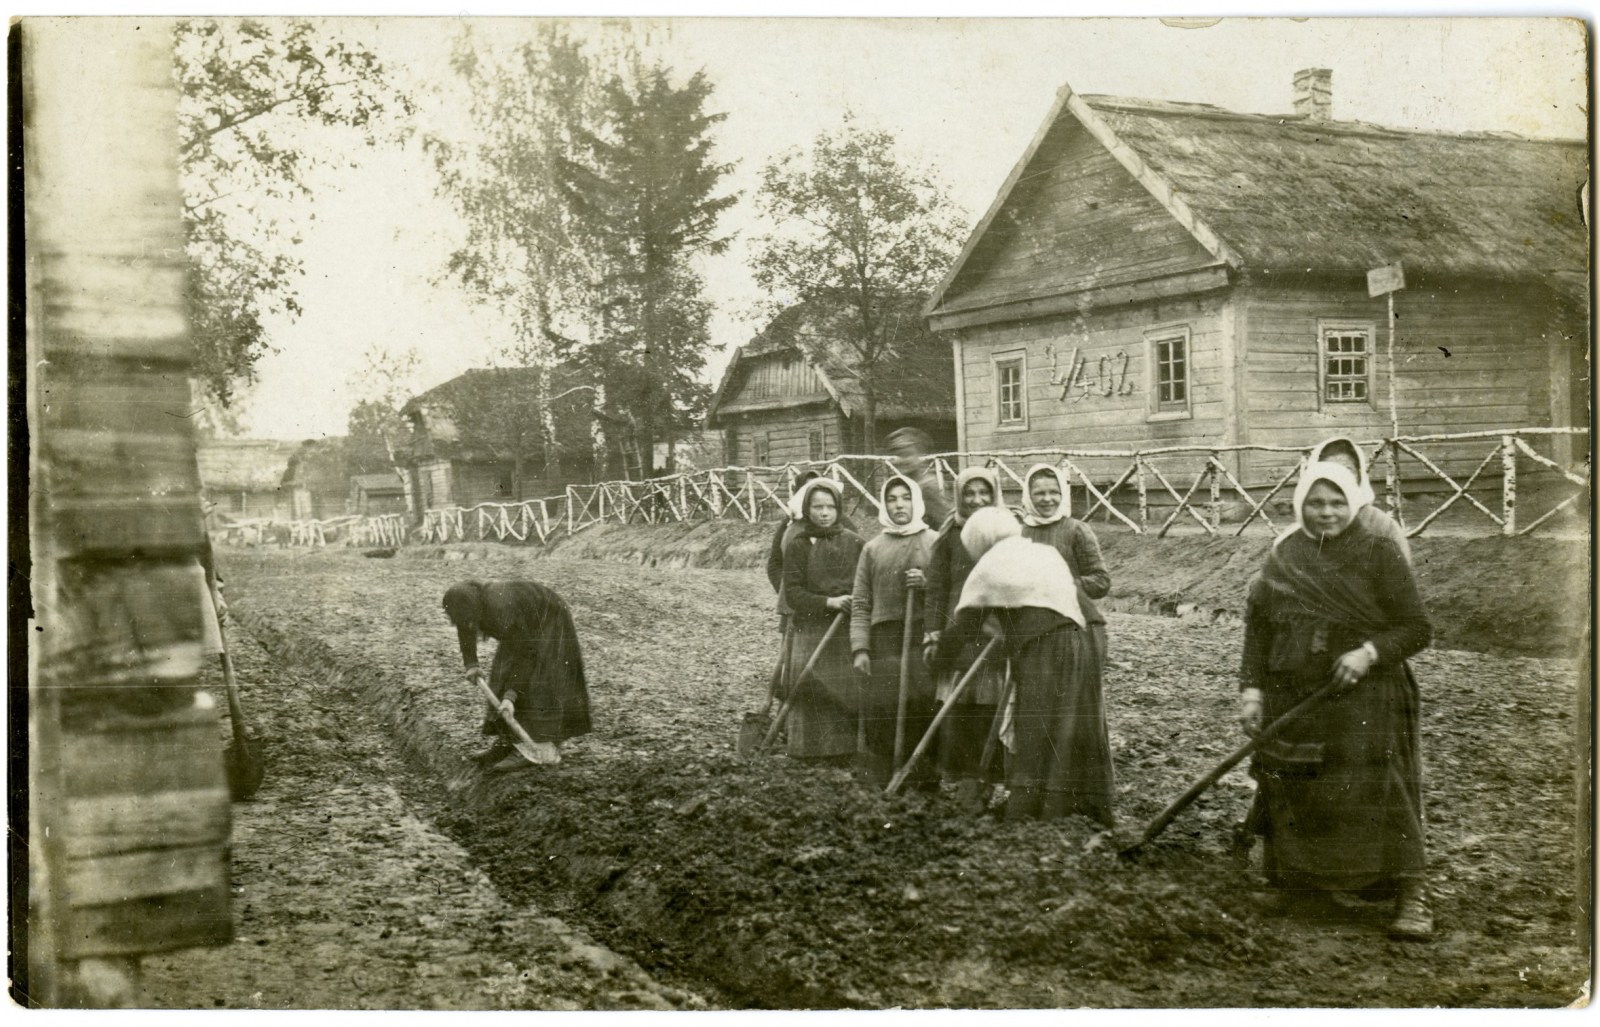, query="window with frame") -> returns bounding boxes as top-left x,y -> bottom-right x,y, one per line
995,353 -> 1026,426
808,428 -> 825,462
1321,325 -> 1373,404
752,432 -> 771,467
1149,328 -> 1190,414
